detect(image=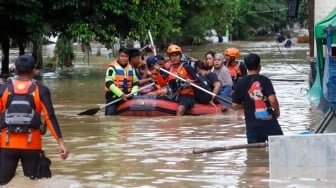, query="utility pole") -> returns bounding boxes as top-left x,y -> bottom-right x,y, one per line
308,0 -> 314,57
